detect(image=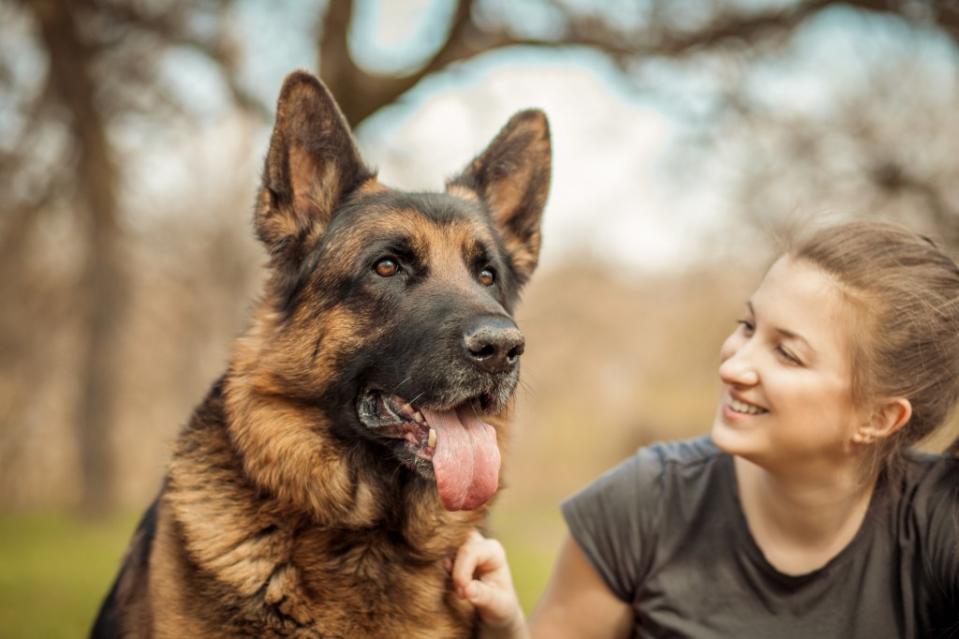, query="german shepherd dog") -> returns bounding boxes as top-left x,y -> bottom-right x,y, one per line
91,70 -> 550,638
